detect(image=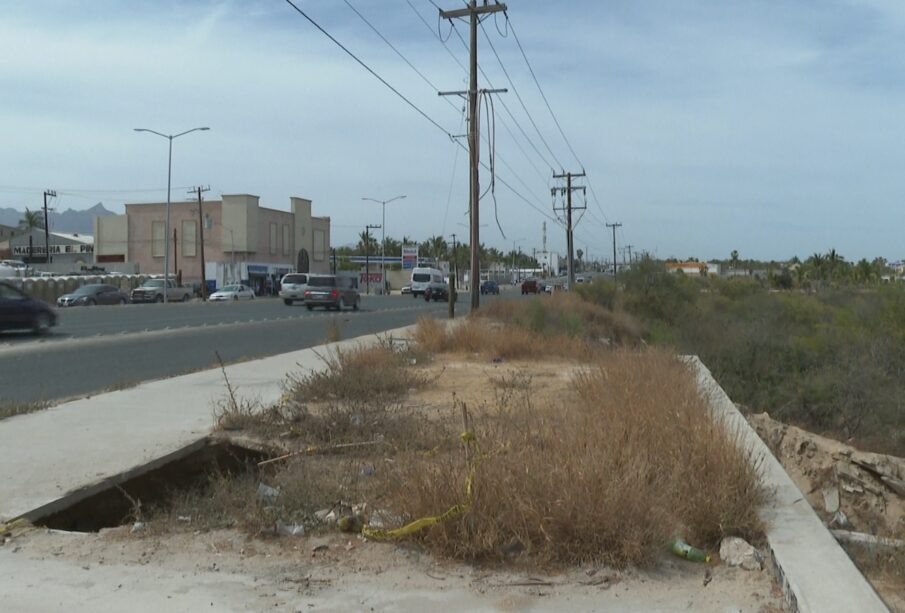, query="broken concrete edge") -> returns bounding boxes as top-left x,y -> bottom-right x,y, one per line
18,438 -> 210,525
687,356 -> 889,613
3,324 -> 420,527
